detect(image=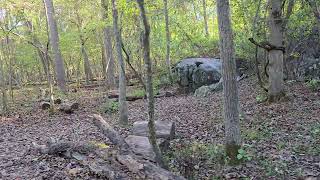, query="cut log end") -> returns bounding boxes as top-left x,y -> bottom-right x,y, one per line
40,102 -> 51,110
